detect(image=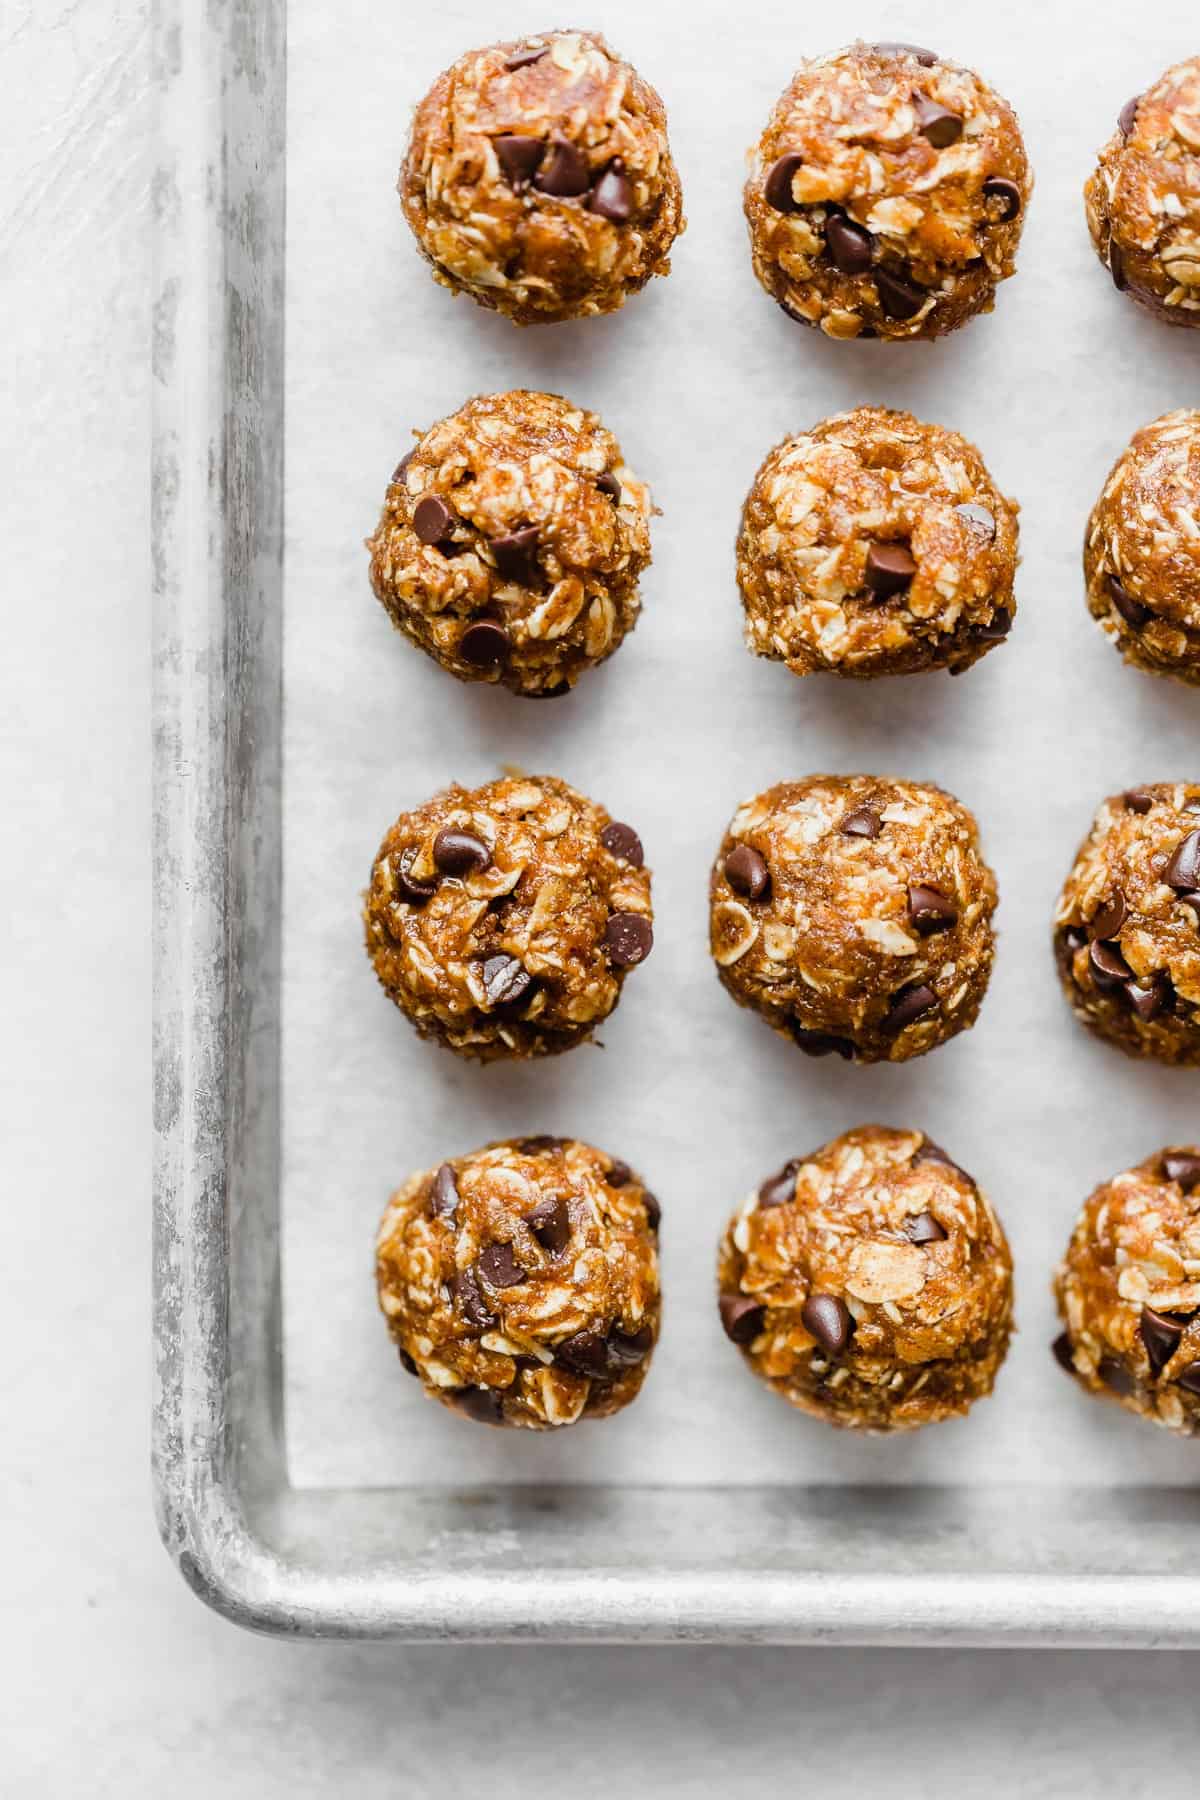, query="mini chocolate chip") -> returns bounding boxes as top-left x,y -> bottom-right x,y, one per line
589,158 -> 633,223
522,679 -> 570,699
447,1386 -> 505,1425
983,177 -> 1022,221
801,1293 -> 854,1356
872,42 -> 937,65
907,882 -> 958,936
480,954 -> 534,1010
642,1191 -> 661,1232
493,134 -> 545,188
604,912 -> 653,967
556,1329 -> 610,1378
1164,1151 -> 1200,1192
432,828 -> 491,877
971,609 -> 1012,644
393,448 -> 415,484
413,495 -> 455,546
1164,830 -> 1200,892
1124,788 -> 1154,814
915,96 -> 962,147
1098,1356 -> 1136,1398
720,1293 -> 766,1345
395,849 -> 437,904
1141,1306 -> 1190,1376
430,1162 -> 459,1221
904,1211 -> 948,1244
792,1025 -> 856,1059
875,267 -> 926,319
764,152 -> 804,212
1118,94 -> 1141,137
758,1161 -> 802,1211
450,1267 -> 496,1330
1125,973 -> 1172,1022
1088,939 -> 1132,990
459,620 -> 511,667
600,821 -> 644,867
1052,1332 -> 1077,1375
955,501 -> 996,537
477,1242 -> 524,1289
504,45 -> 548,70
607,1158 -> 632,1188
1090,891 -> 1128,940
516,1134 -> 565,1154
398,1347 -> 419,1377
1059,926 -> 1087,958
596,471 -> 622,501
913,1139 -> 973,1184
1108,573 -> 1149,629
606,1325 -> 654,1368
1179,1364 -> 1200,1396
824,210 -> 874,275
1110,240 -> 1128,292
490,524 -> 541,584
865,542 -> 917,596
724,844 -> 771,901
840,806 -> 882,840
533,135 -> 590,197
882,982 -> 938,1034
527,1195 -> 571,1255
